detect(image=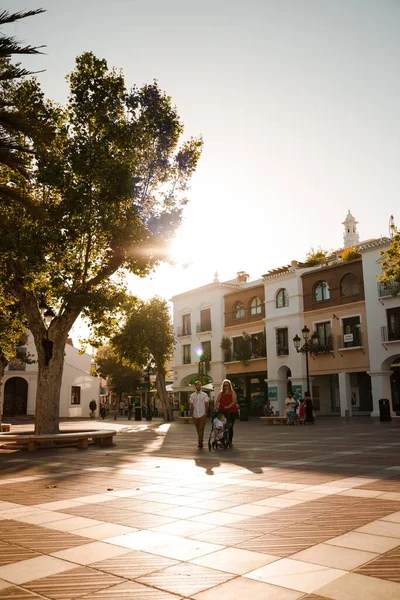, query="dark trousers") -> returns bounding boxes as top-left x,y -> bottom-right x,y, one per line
224,412 -> 236,443
192,415 -> 207,443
